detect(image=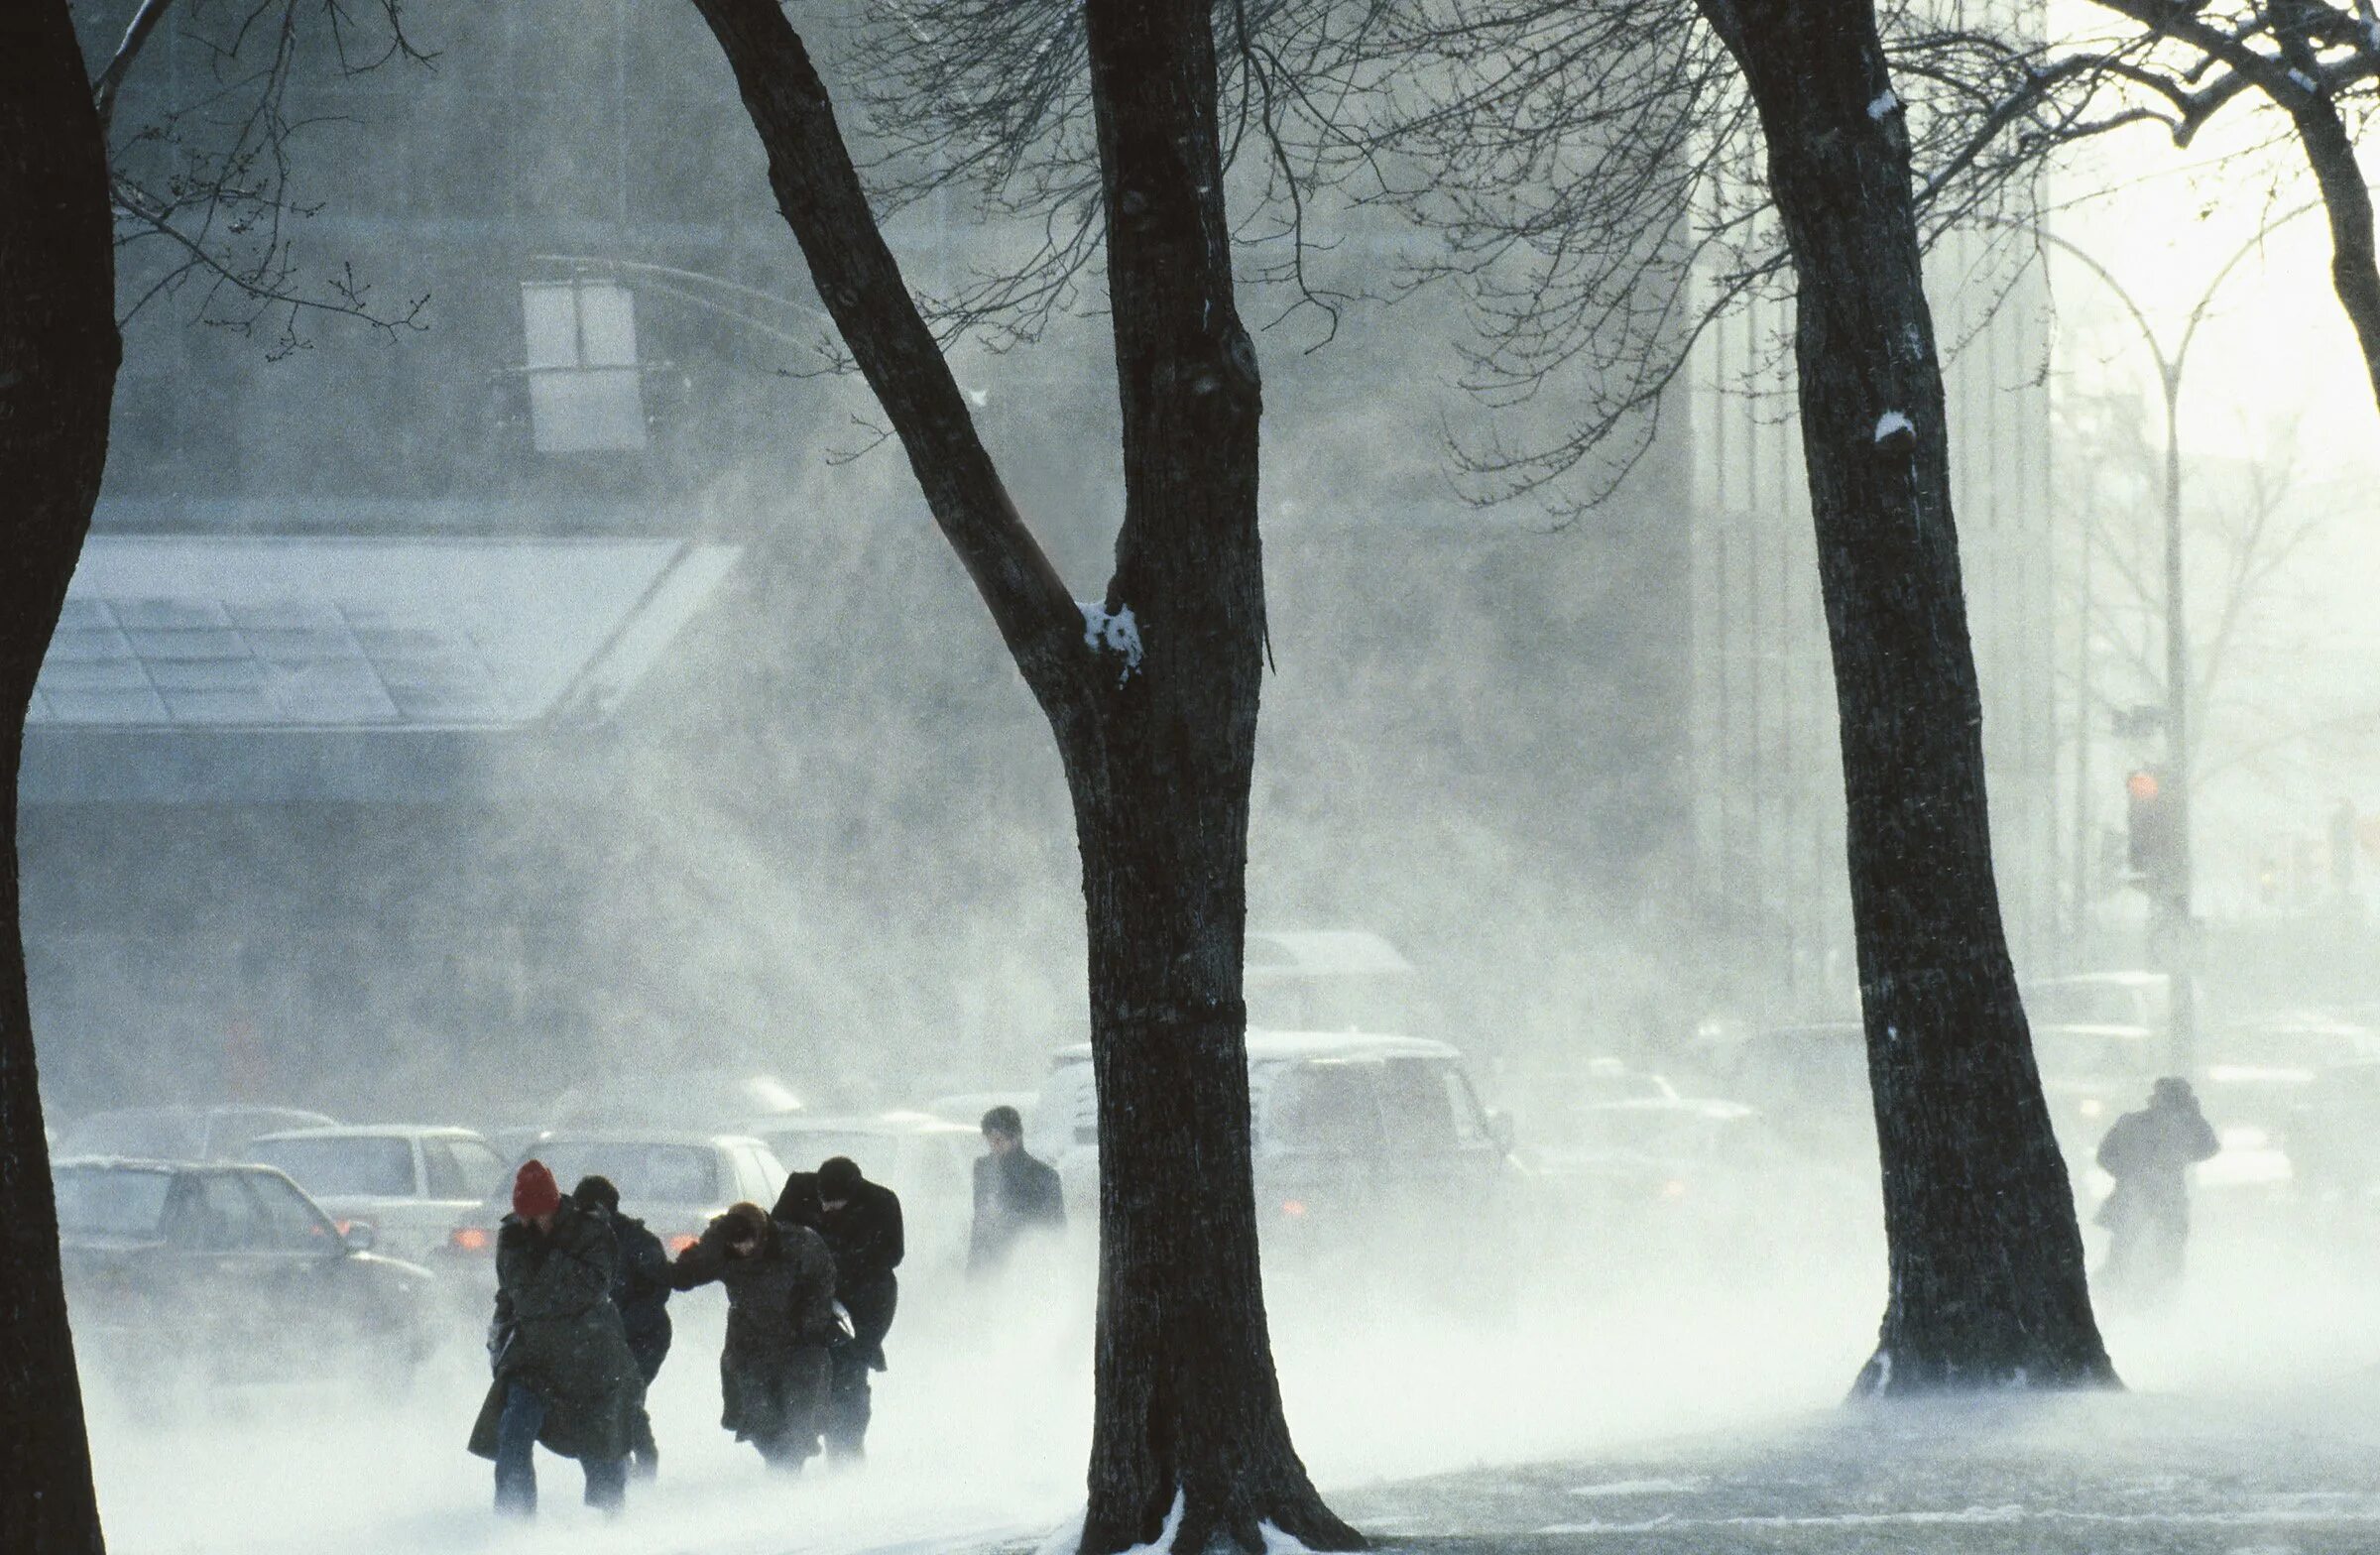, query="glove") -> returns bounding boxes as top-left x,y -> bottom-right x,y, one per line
486,1320 -> 515,1375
